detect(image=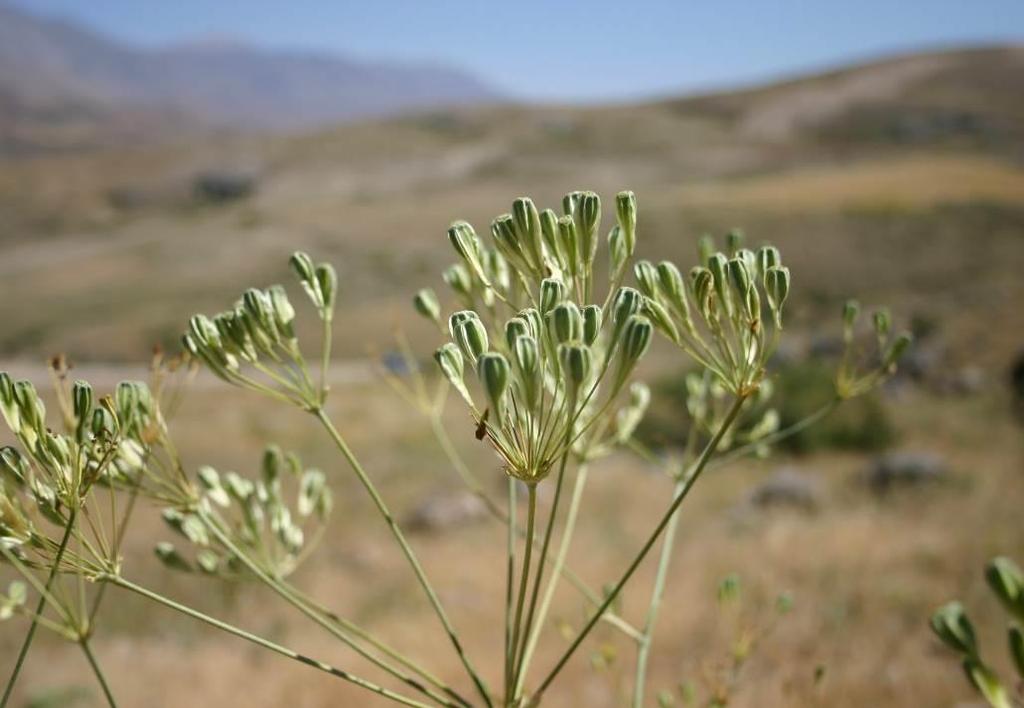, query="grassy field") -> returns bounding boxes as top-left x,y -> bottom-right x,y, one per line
1,45 -> 1023,707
